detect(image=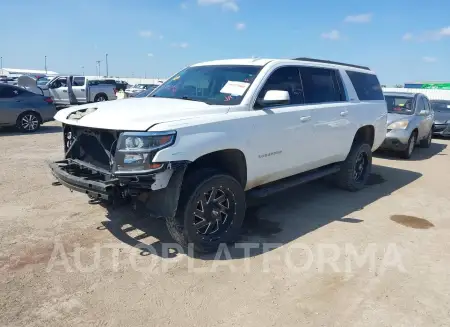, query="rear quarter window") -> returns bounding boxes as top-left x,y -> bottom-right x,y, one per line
346,71 -> 384,101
